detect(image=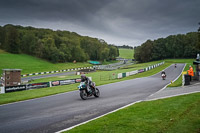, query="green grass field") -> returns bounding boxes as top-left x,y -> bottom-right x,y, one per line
0,49 -> 92,74
66,92 -> 200,133
118,48 -> 134,59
